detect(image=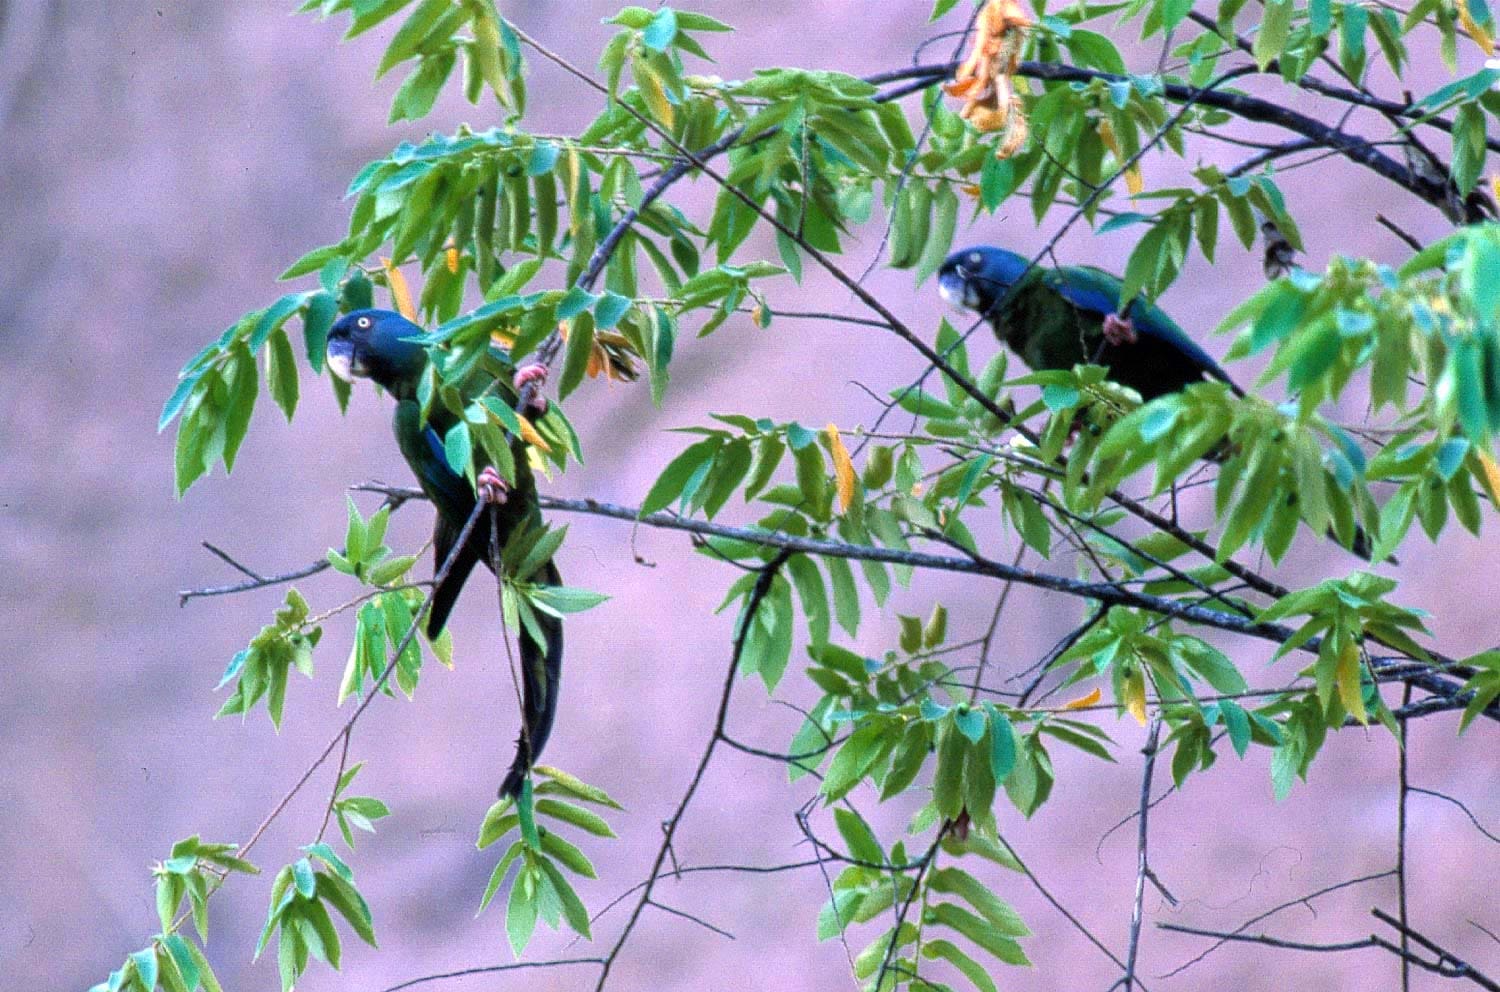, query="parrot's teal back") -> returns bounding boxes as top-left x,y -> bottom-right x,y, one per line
990,262 -> 1235,400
